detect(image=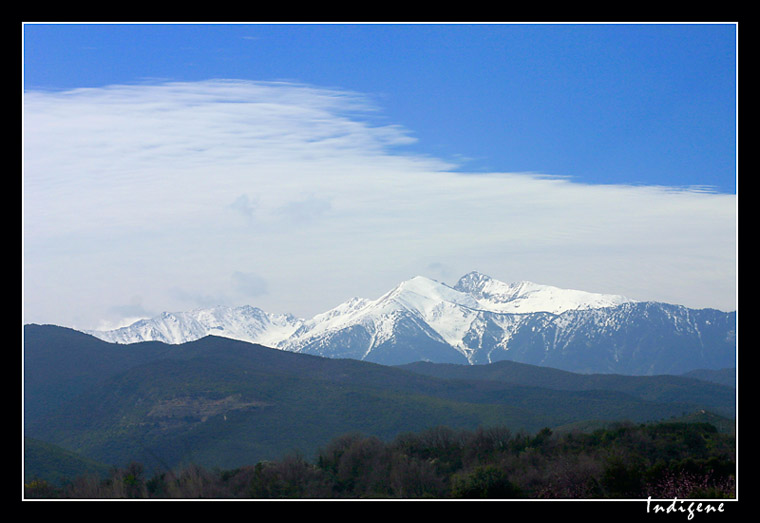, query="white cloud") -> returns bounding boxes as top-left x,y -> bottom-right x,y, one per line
23,79 -> 737,329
